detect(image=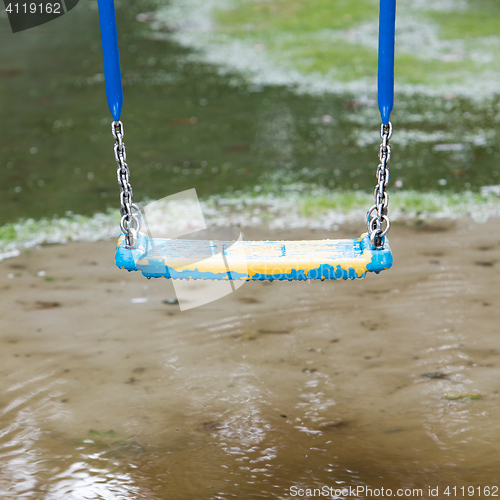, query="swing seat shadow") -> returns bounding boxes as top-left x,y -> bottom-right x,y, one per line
115,233 -> 393,282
